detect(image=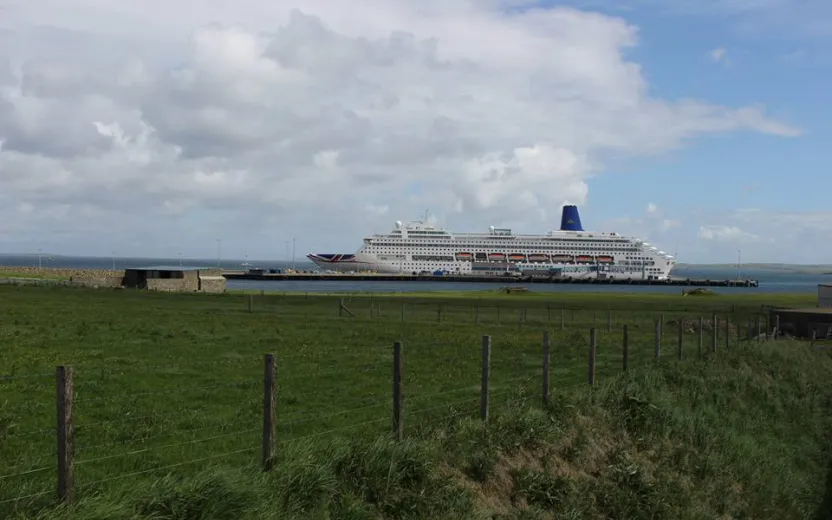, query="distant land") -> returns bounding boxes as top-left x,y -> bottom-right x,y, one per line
0,254 -> 830,275
677,263 -> 832,275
